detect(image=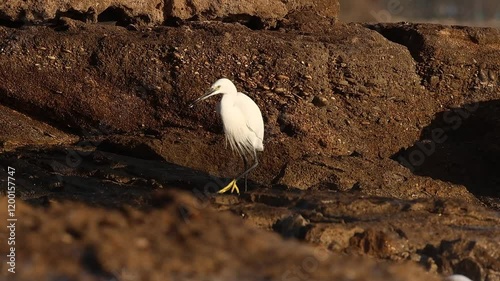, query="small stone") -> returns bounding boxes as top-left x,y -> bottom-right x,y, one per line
61,233 -> 73,244
338,80 -> 349,86
277,74 -> 289,80
304,75 -> 312,80
126,24 -> 139,31
478,69 -> 488,82
312,96 -> 328,107
358,85 -> 369,94
274,87 -> 286,93
135,237 -> 150,249
273,214 -> 309,239
346,77 -> 356,84
319,139 -> 328,148
47,56 -> 56,60
428,75 -> 440,87
409,253 -> 421,262
488,70 -> 497,81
